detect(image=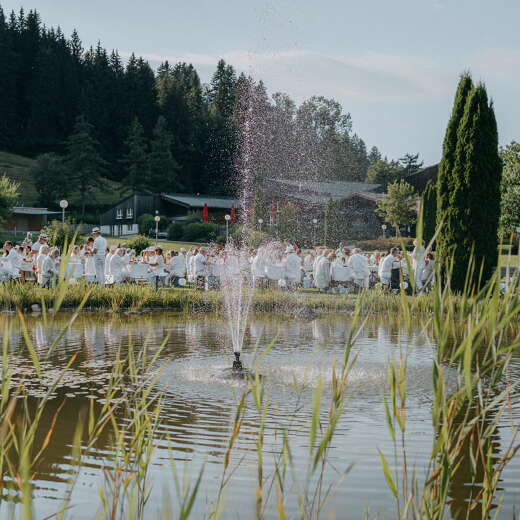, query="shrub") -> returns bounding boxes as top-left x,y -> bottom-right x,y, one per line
42,219 -> 78,249
182,222 -> 219,242
167,221 -> 185,241
358,237 -> 414,252
127,235 -> 151,255
137,213 -> 155,236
